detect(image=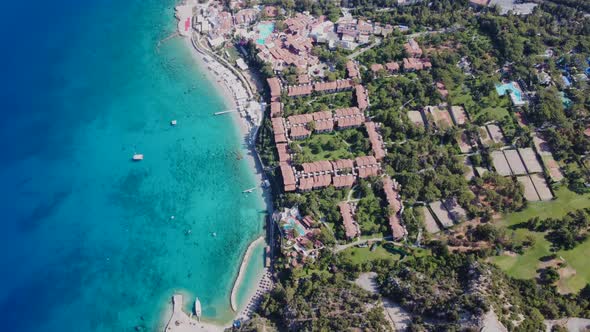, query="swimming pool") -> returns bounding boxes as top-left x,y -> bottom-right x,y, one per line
495,82 -> 525,105
256,22 -> 275,45
283,217 -> 306,236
